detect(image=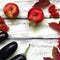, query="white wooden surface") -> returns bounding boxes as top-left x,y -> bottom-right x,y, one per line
5,19 -> 60,38
0,0 -> 60,60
